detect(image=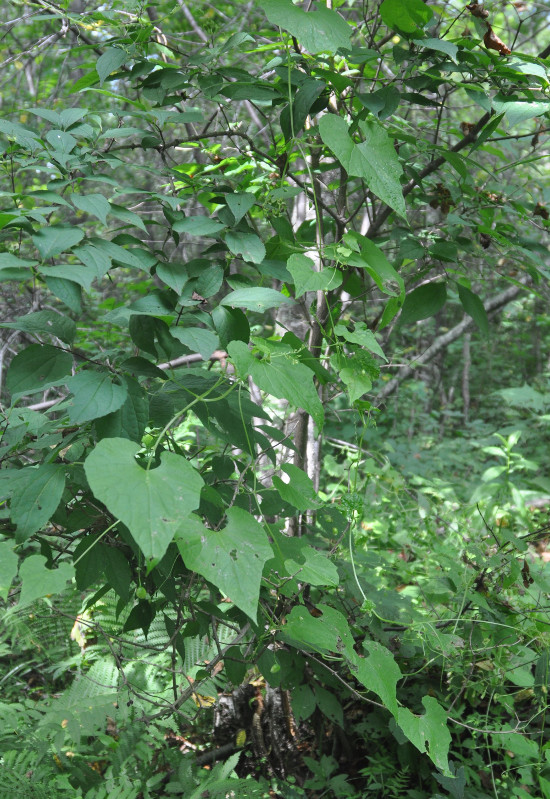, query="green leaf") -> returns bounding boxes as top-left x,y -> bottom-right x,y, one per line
226,192 -> 256,224
44,277 -> 82,313
333,351 -> 379,404
229,340 -> 324,429
400,282 -> 447,326
221,288 -> 292,311
97,48 -> 128,86
380,0 -> 433,34
281,78 -> 326,139
172,216 -> 225,236
281,604 -> 354,655
287,253 -> 342,297
72,194 -> 111,225
109,203 -> 147,232
292,685 -> 316,722
0,253 -> 38,269
0,119 -> 39,147
319,116 -> 406,219
347,235 -> 405,298
413,37 -> 458,63
46,129 -> 76,153
0,310 -> 76,344
268,527 -> 339,587
85,439 -> 204,561
156,261 -> 188,294
211,306 -> 250,348
169,327 -> 220,360
33,226 -> 84,260
457,284 -> 489,336
6,344 -> 73,396
72,244 -> 111,279
285,547 -> 339,588
18,555 -> 74,608
492,95 -> 549,127
0,540 -> 18,601
469,112 -> 505,153
334,322 -> 387,361
66,371 -> 128,424
339,366 -> 373,404
272,464 -> 322,511
353,641 -> 401,717
397,696 -> 451,774
224,231 -> 266,264
177,508 -> 272,622
261,0 -> 351,54
9,464 -> 66,542
95,377 -> 149,442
